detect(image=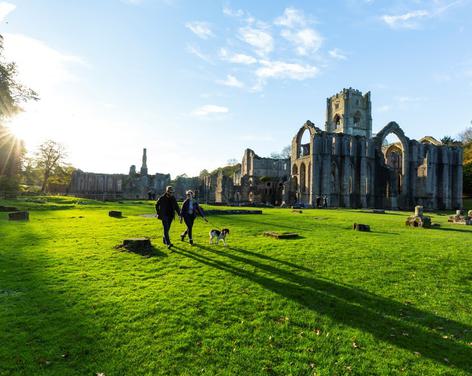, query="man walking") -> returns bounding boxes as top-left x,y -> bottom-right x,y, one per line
155,186 -> 181,249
